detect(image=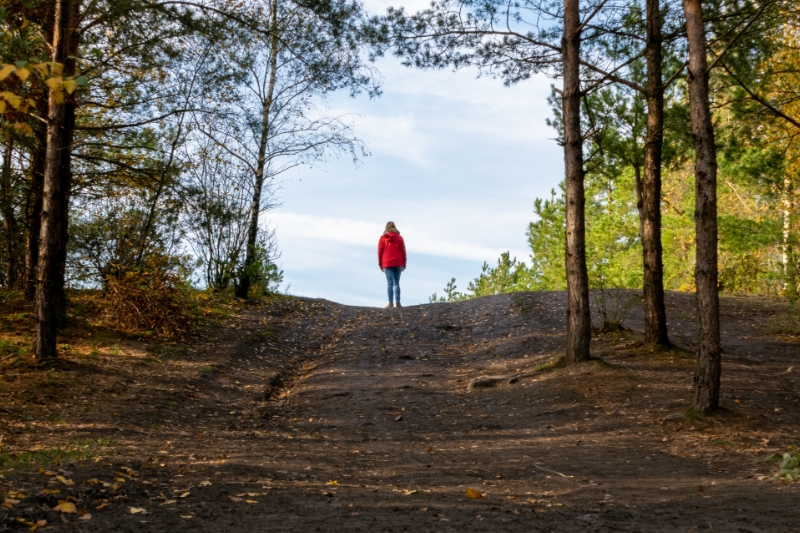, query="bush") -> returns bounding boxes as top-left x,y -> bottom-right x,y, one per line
591,288 -> 638,333
103,268 -> 190,337
777,450 -> 800,481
